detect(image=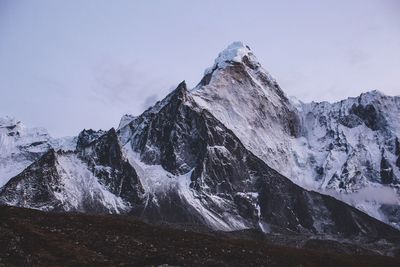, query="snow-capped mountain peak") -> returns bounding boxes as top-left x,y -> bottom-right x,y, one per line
204,41 -> 253,75
0,116 -> 78,187
0,116 -> 22,129
191,42 -> 300,183
198,41 -> 280,92
191,43 -> 400,229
